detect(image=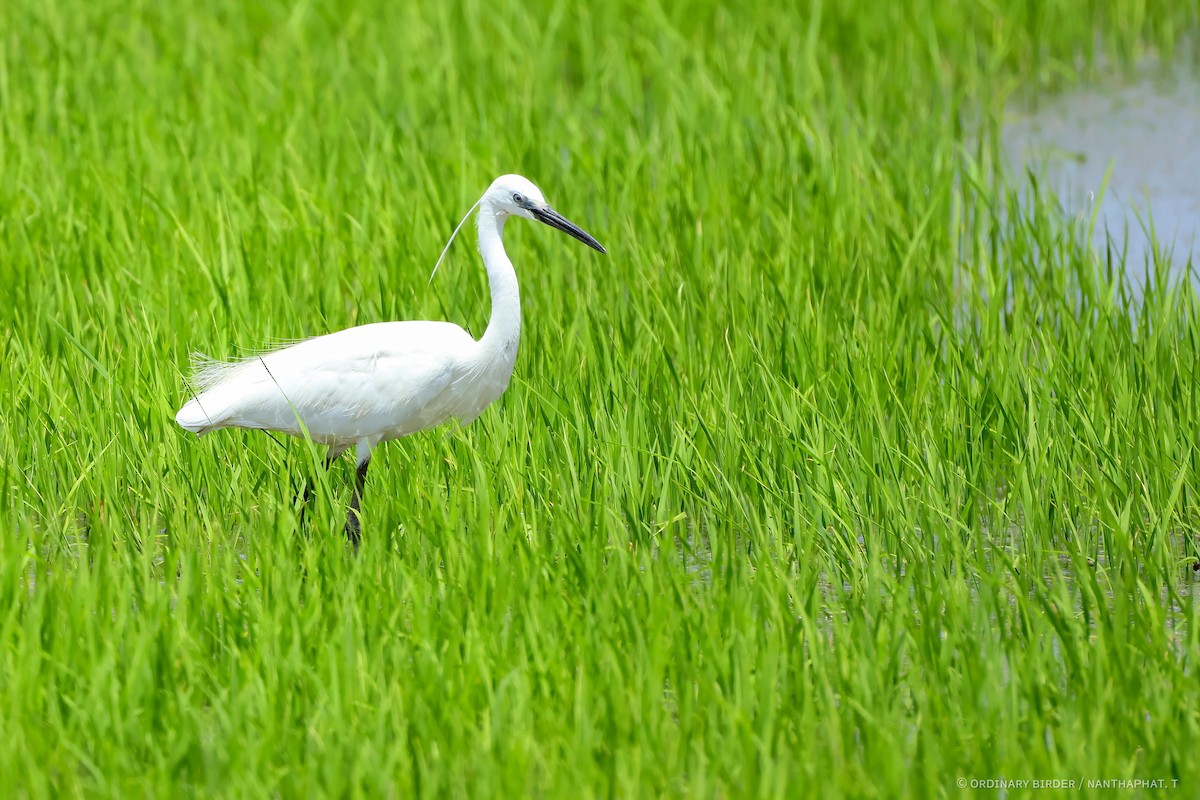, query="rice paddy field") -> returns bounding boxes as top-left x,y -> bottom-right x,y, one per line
3,0 -> 1200,796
